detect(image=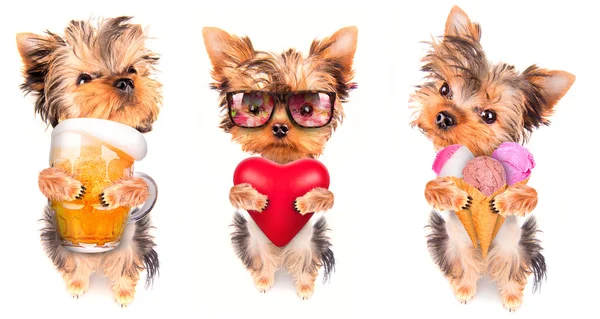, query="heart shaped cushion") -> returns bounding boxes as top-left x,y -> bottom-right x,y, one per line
233,157 -> 330,247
